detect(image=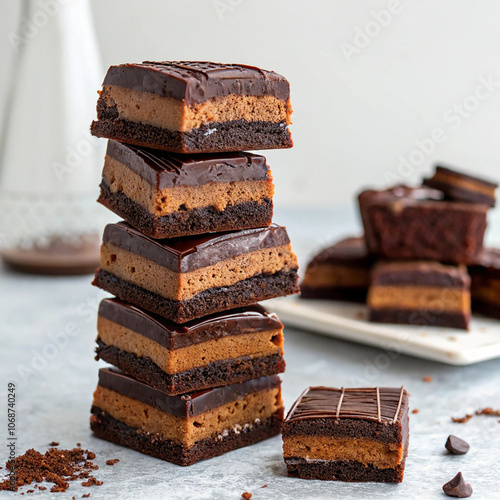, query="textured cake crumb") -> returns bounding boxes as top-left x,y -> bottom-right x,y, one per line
412,408 -> 419,414
241,493 -> 252,499
452,414 -> 473,423
105,459 -> 119,466
476,407 -> 500,416
422,376 -> 433,383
